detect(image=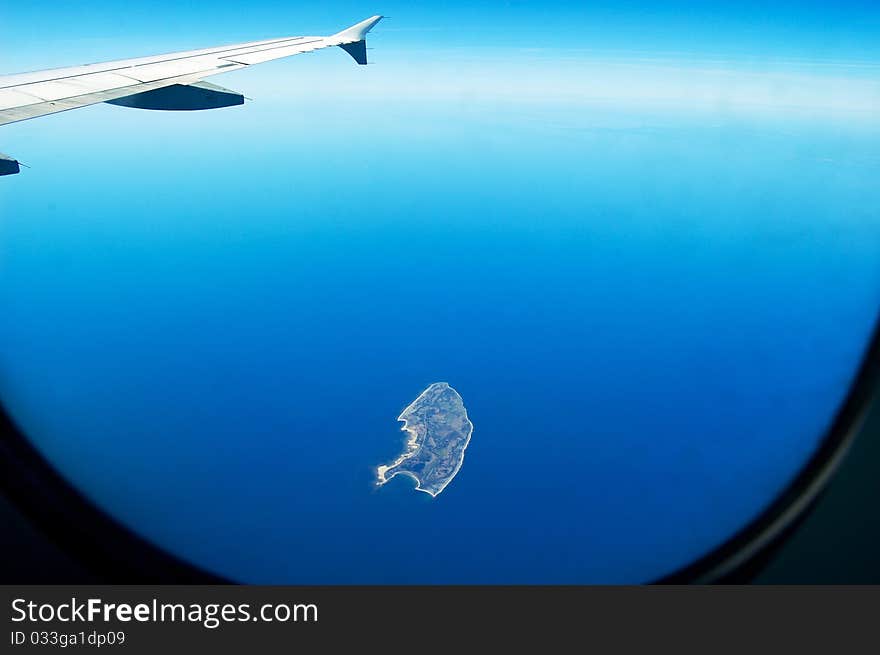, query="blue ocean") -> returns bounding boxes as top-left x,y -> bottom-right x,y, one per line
1,3 -> 879,582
